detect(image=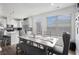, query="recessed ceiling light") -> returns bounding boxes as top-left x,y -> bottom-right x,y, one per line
50,3 -> 54,6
